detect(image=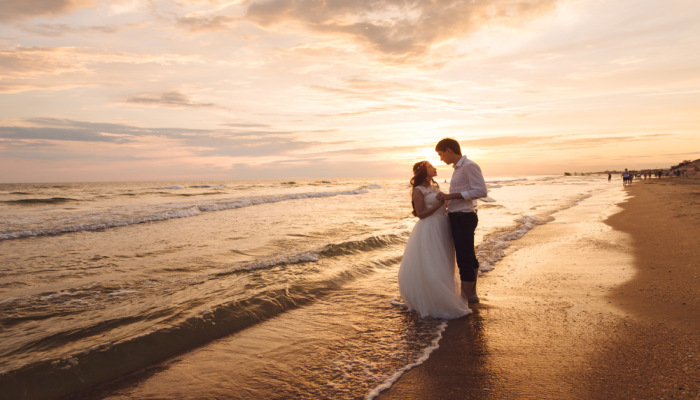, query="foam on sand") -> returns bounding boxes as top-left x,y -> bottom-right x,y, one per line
365,321 -> 448,400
